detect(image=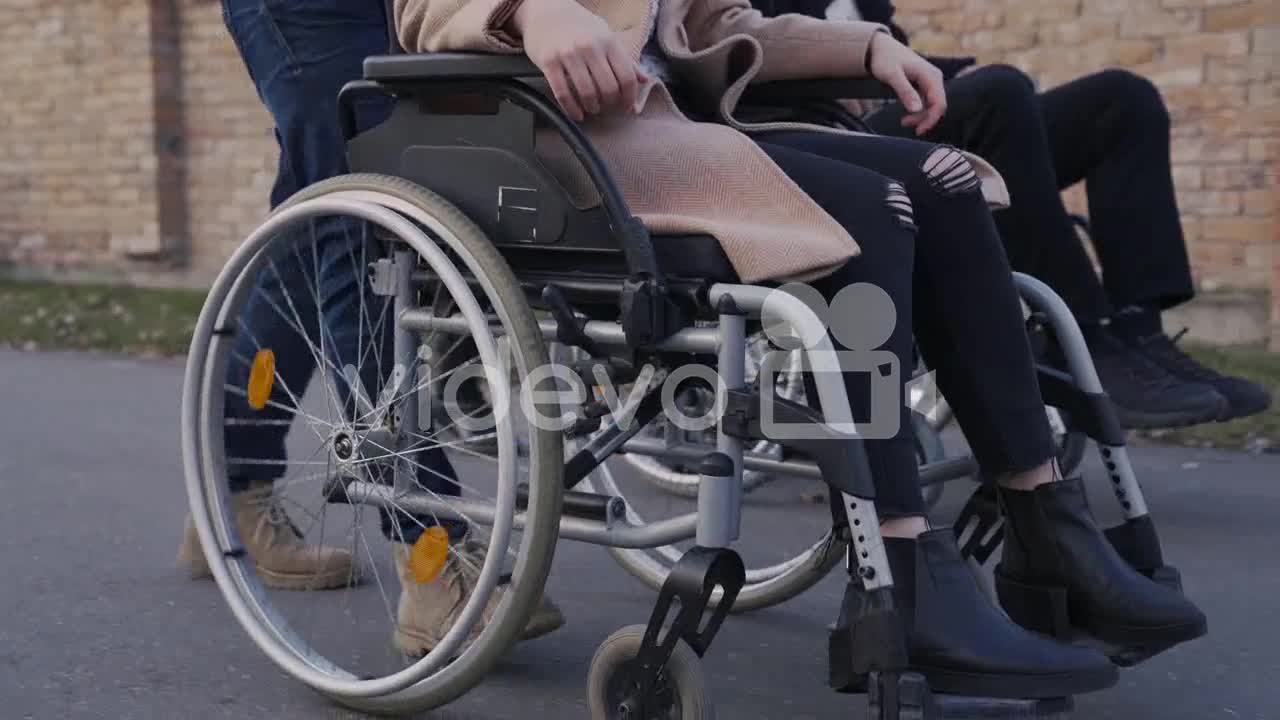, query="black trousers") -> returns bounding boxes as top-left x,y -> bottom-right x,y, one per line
755,131 -> 1056,518
867,66 -> 1194,323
